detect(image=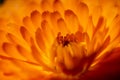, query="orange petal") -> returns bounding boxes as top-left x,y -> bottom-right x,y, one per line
23,16 -> 36,33
92,6 -> 102,26
64,10 -> 79,33
57,18 -> 69,35
40,0 -> 52,11
2,42 -> 26,60
17,45 -> 36,62
30,10 -> 41,28
76,2 -> 89,30
53,0 -> 64,15
41,20 -> 54,47
35,28 -> 46,52
20,26 -> 32,45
